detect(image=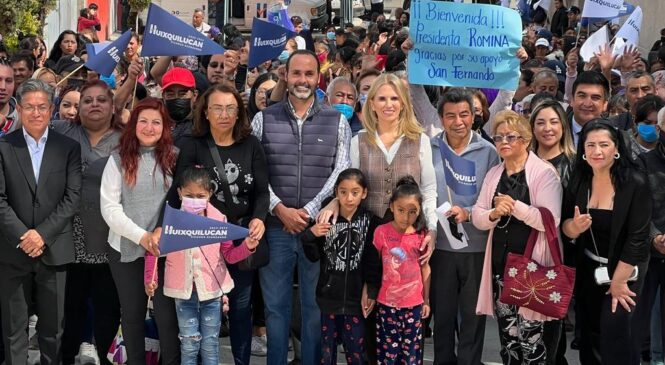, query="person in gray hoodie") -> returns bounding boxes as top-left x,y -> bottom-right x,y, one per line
430,88 -> 500,365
